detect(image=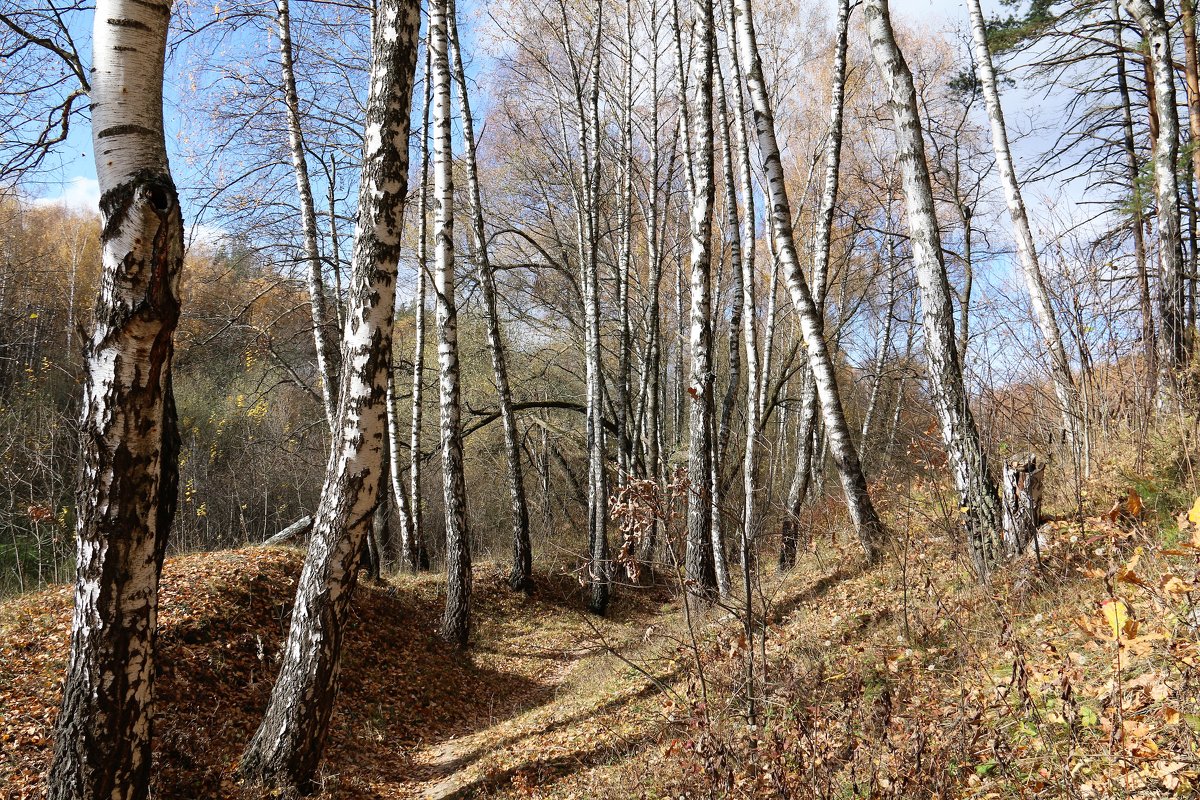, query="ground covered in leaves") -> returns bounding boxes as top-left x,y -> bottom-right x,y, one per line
5,484 -> 1200,798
